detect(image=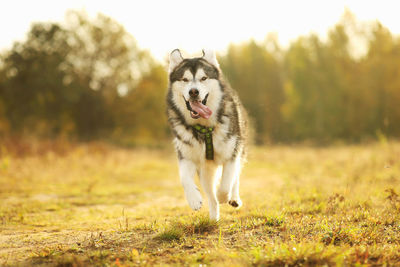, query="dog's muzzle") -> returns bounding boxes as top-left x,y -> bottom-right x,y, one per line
183,93 -> 211,119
